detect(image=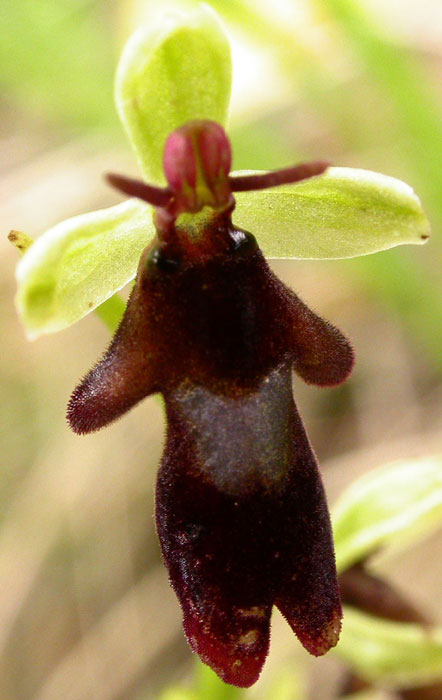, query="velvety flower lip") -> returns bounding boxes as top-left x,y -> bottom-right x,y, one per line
157,362 -> 342,687
67,120 -> 353,687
